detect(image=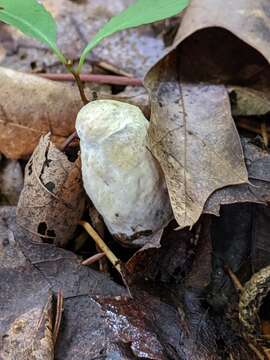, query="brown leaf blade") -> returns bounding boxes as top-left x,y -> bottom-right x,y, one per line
16,133 -> 85,246
146,54 -> 248,228
1,292 -> 54,360
175,0 -> 270,65
0,67 -> 82,159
